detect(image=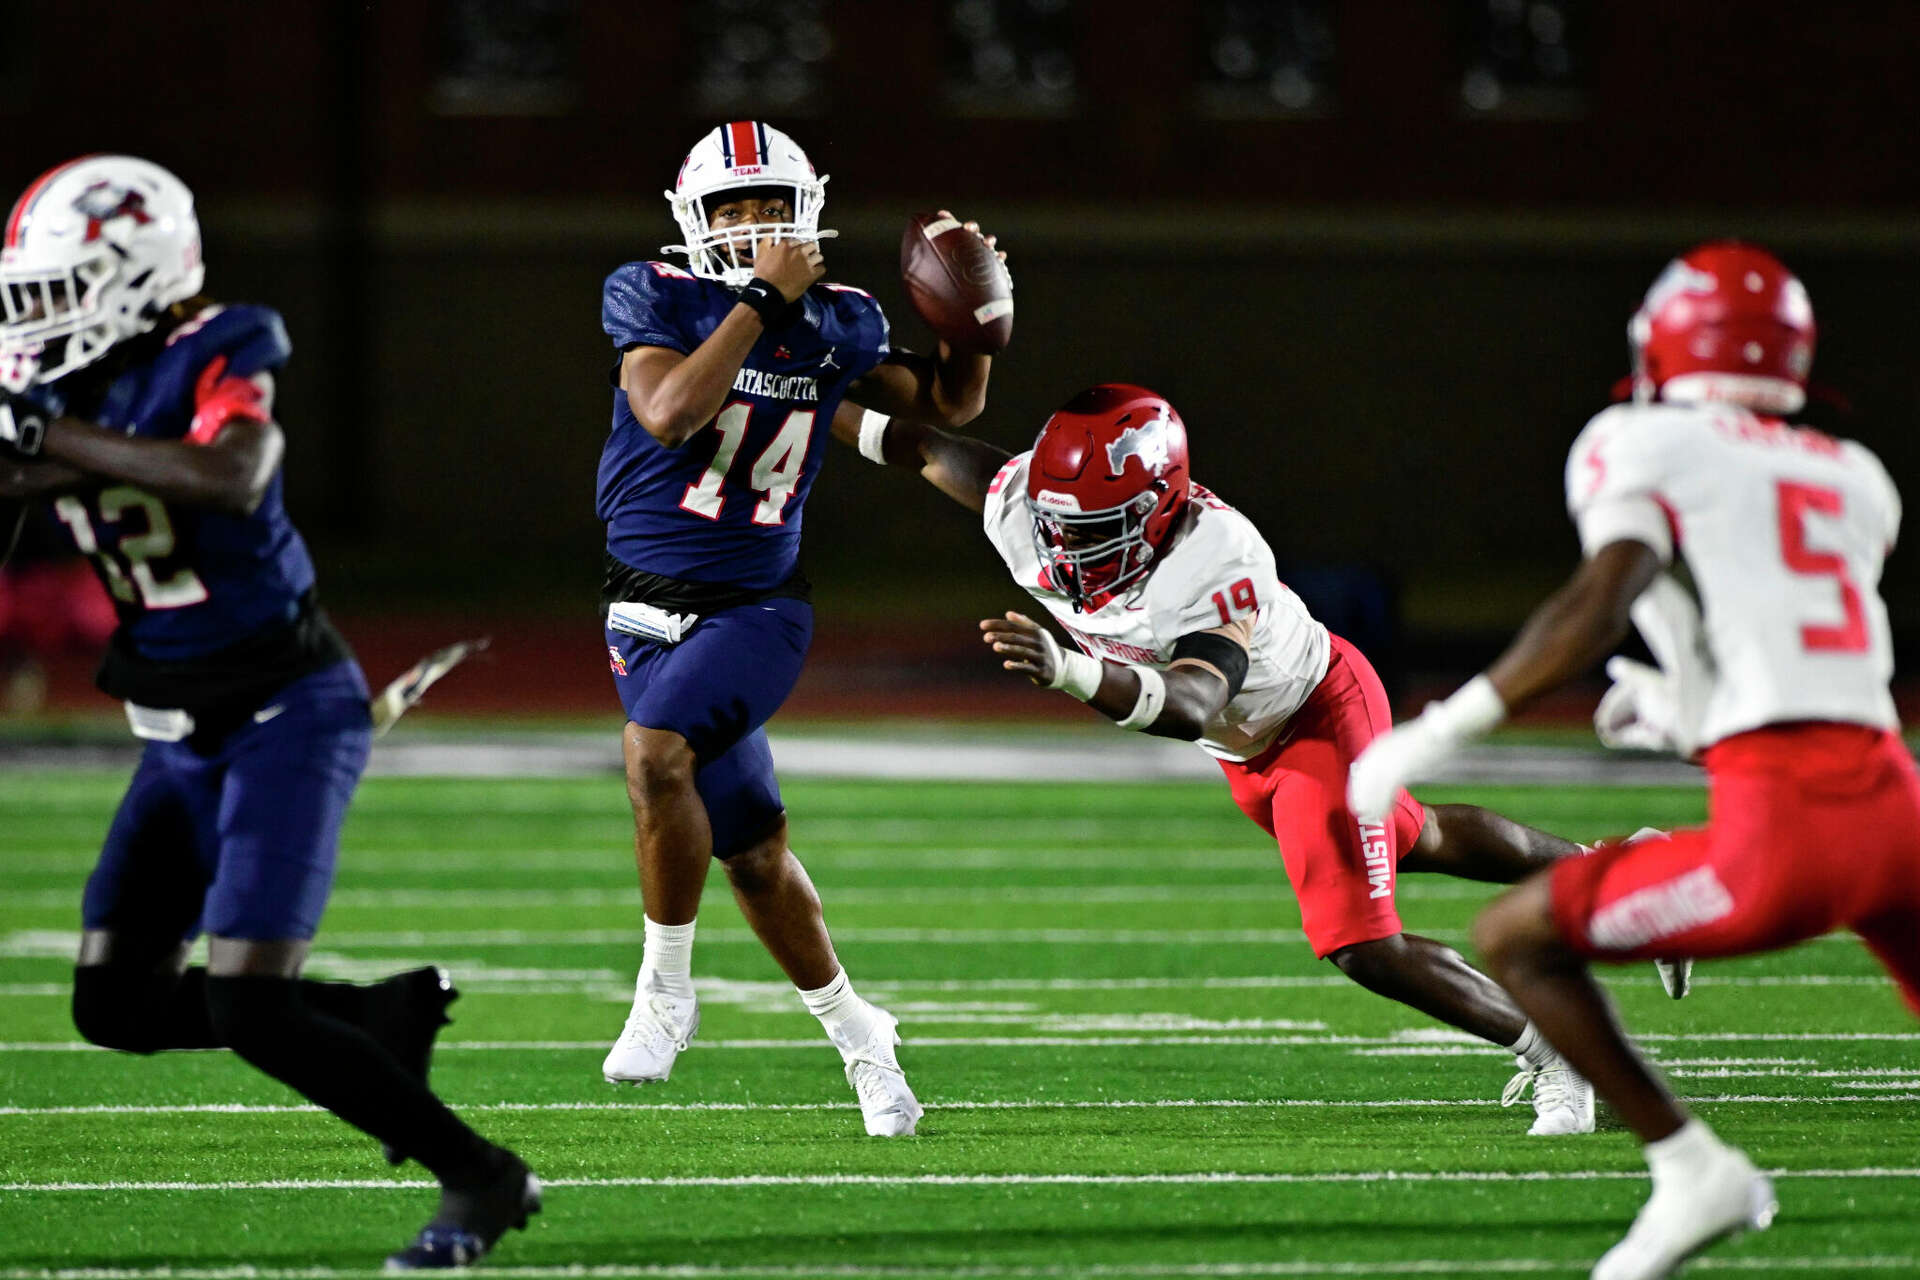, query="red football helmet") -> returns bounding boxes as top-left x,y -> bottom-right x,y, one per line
1026,384 -> 1192,611
1629,241 -> 1815,415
